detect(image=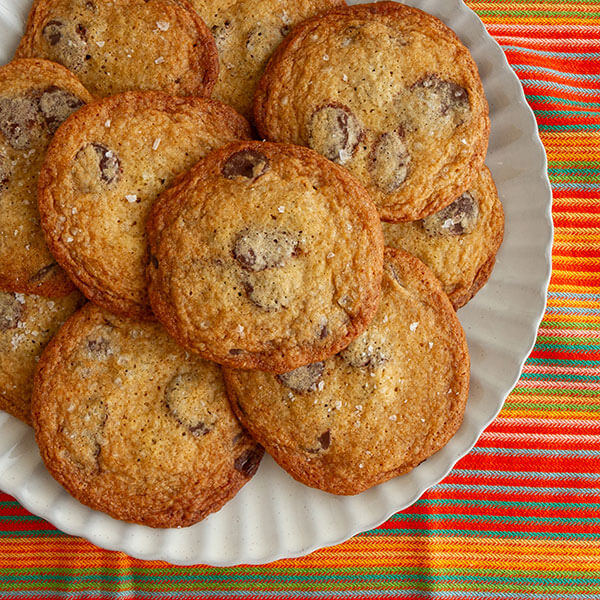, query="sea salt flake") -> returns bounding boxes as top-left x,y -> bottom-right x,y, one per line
410,321 -> 419,332
104,119 -> 111,128
359,463 -> 364,469
342,73 -> 348,82
323,54 -> 329,61
95,40 -> 105,47
236,324 -> 244,334
335,400 -> 342,409
428,341 -> 434,349
389,414 -> 397,421
155,56 -> 165,64
156,20 -> 170,31
152,137 -> 161,151
278,206 -> 285,213
317,381 -> 325,391
125,194 -> 137,203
